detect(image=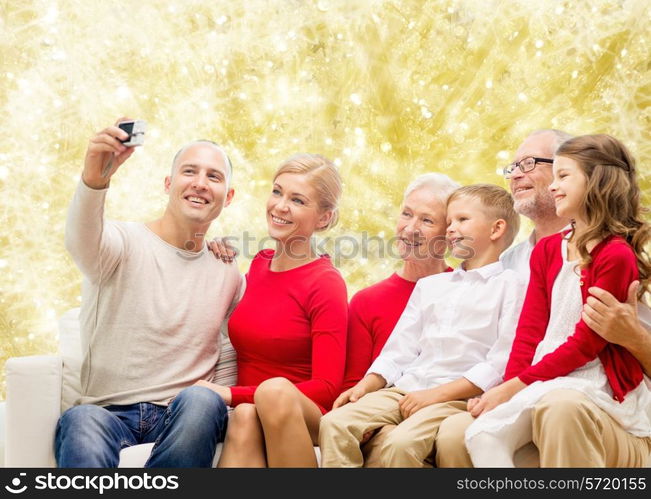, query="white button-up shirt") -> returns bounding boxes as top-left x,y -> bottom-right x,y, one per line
367,261 -> 526,392
500,231 -> 536,281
